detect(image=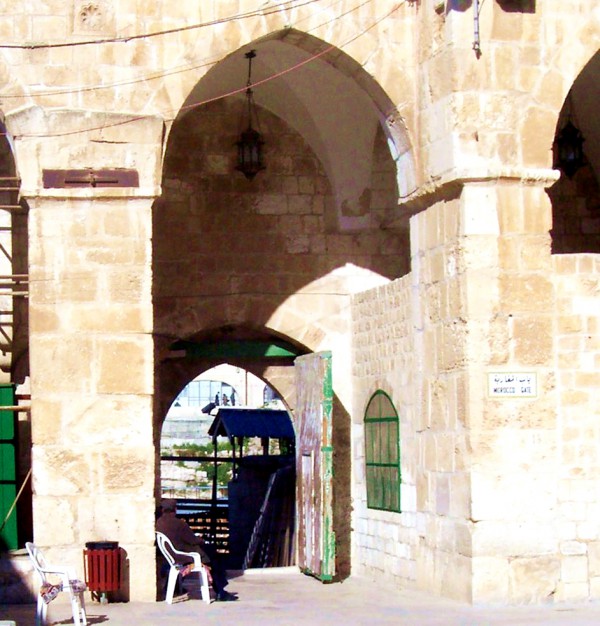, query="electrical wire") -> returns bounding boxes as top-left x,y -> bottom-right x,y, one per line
0,0 -> 324,50
0,56 -> 223,100
0,0 -> 373,102
11,2 -> 405,140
